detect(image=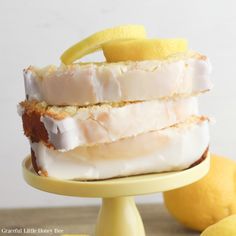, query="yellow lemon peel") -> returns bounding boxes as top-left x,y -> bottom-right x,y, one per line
102,38 -> 188,62
60,25 -> 147,64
